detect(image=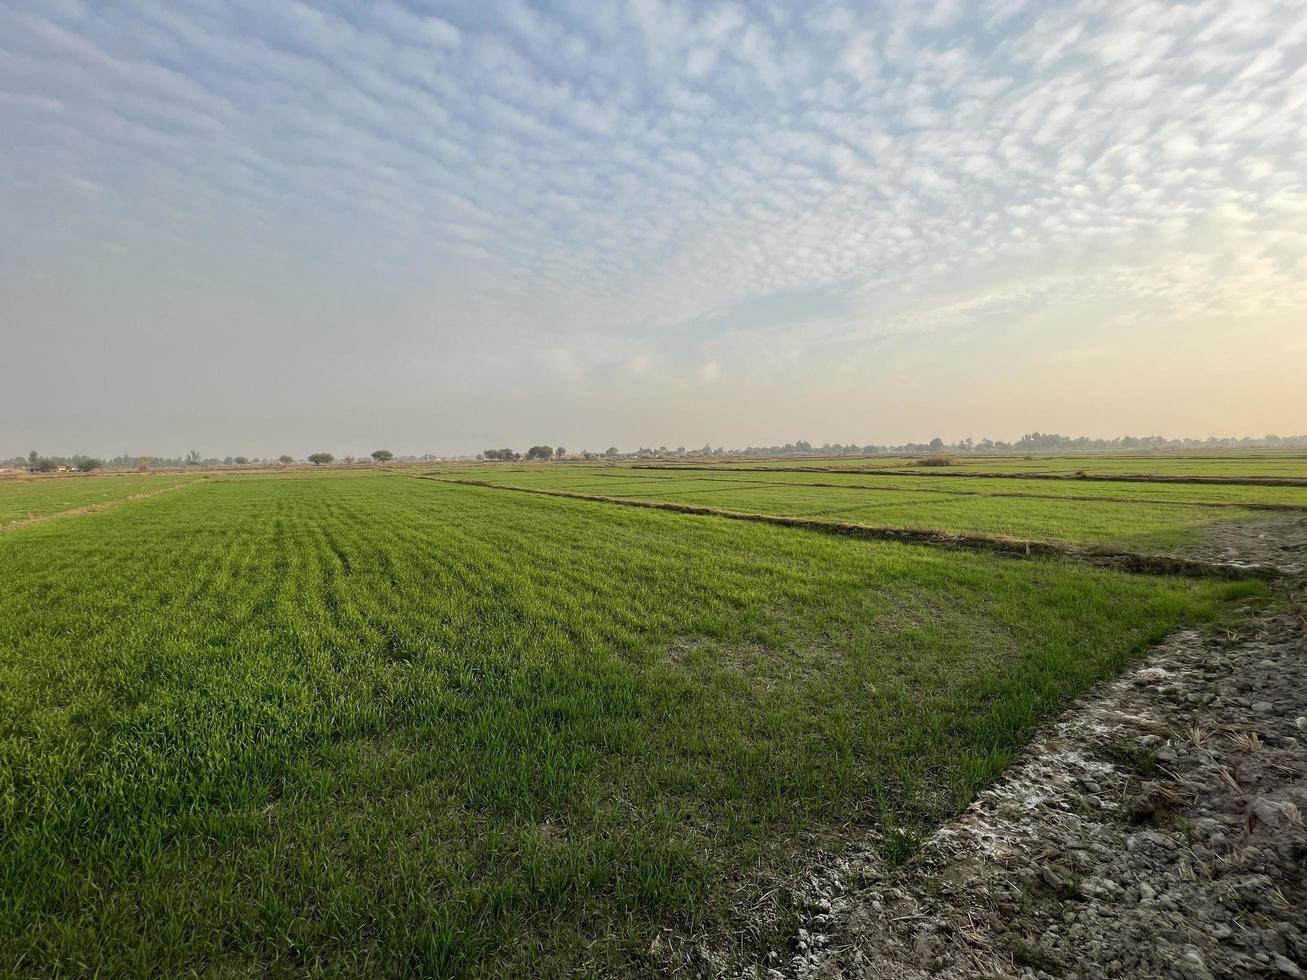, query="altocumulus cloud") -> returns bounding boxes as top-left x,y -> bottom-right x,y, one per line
1,0 -> 1305,452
